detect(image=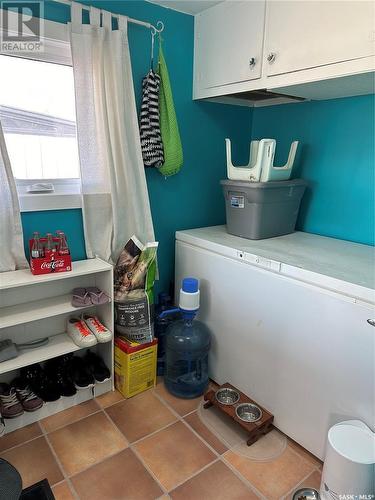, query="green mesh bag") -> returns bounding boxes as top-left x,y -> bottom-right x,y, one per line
157,45 -> 183,177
